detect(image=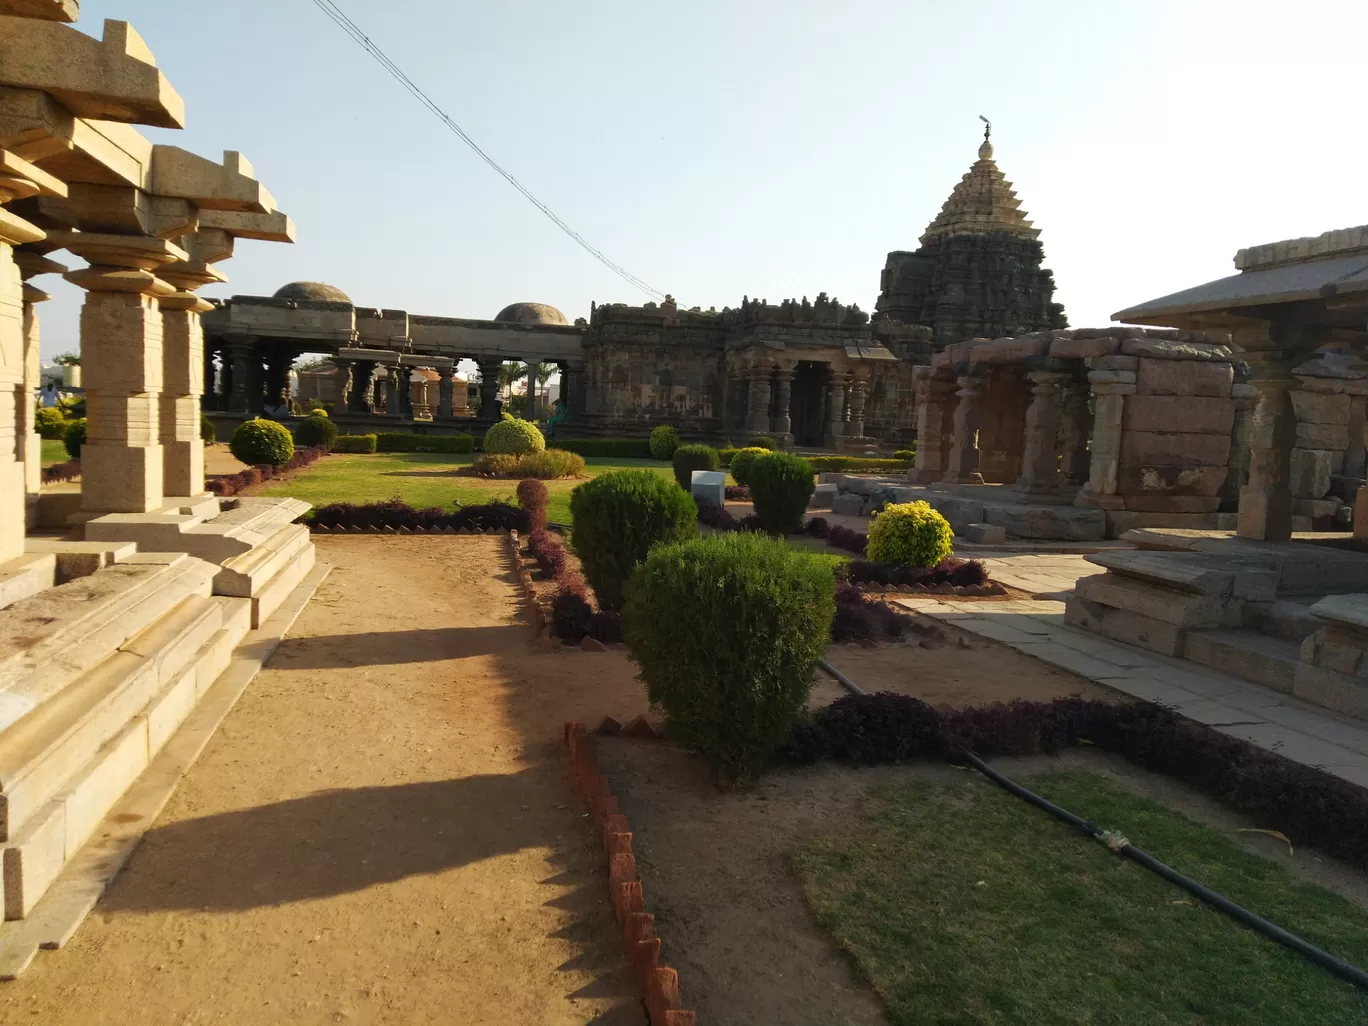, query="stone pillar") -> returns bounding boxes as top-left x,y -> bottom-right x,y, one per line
263,349 -> 291,414
20,283 -> 47,504
477,358 -> 502,422
157,289 -> 214,498
1238,351 -> 1298,541
1343,384 -> 1368,481
563,360 -> 587,422
825,370 -> 847,449
1013,370 -> 1069,498
335,358 -> 355,412
848,375 -> 869,439
387,366 -> 405,417
525,361 -> 541,423
437,366 -> 455,420
202,341 -> 218,411
227,336 -> 258,414
58,232 -> 188,515
1059,375 -> 1092,488
1221,382 -> 1259,512
746,365 -> 773,434
350,361 -> 374,413
772,365 -> 794,442
909,370 -> 956,483
1075,363 -> 1136,508
942,374 -> 985,485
